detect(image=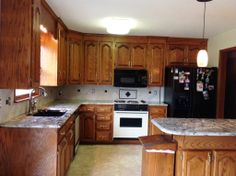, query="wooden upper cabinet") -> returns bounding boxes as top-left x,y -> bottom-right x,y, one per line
84,41 -> 99,84
166,44 -> 186,65
187,45 -> 204,65
115,41 -> 147,69
181,151 -> 211,176
0,0 -> 41,88
131,44 -> 147,69
147,44 -> 165,86
212,151 -> 236,176
57,21 -> 67,85
115,43 -> 131,68
166,38 -> 207,66
67,39 -> 83,84
99,42 -> 113,85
